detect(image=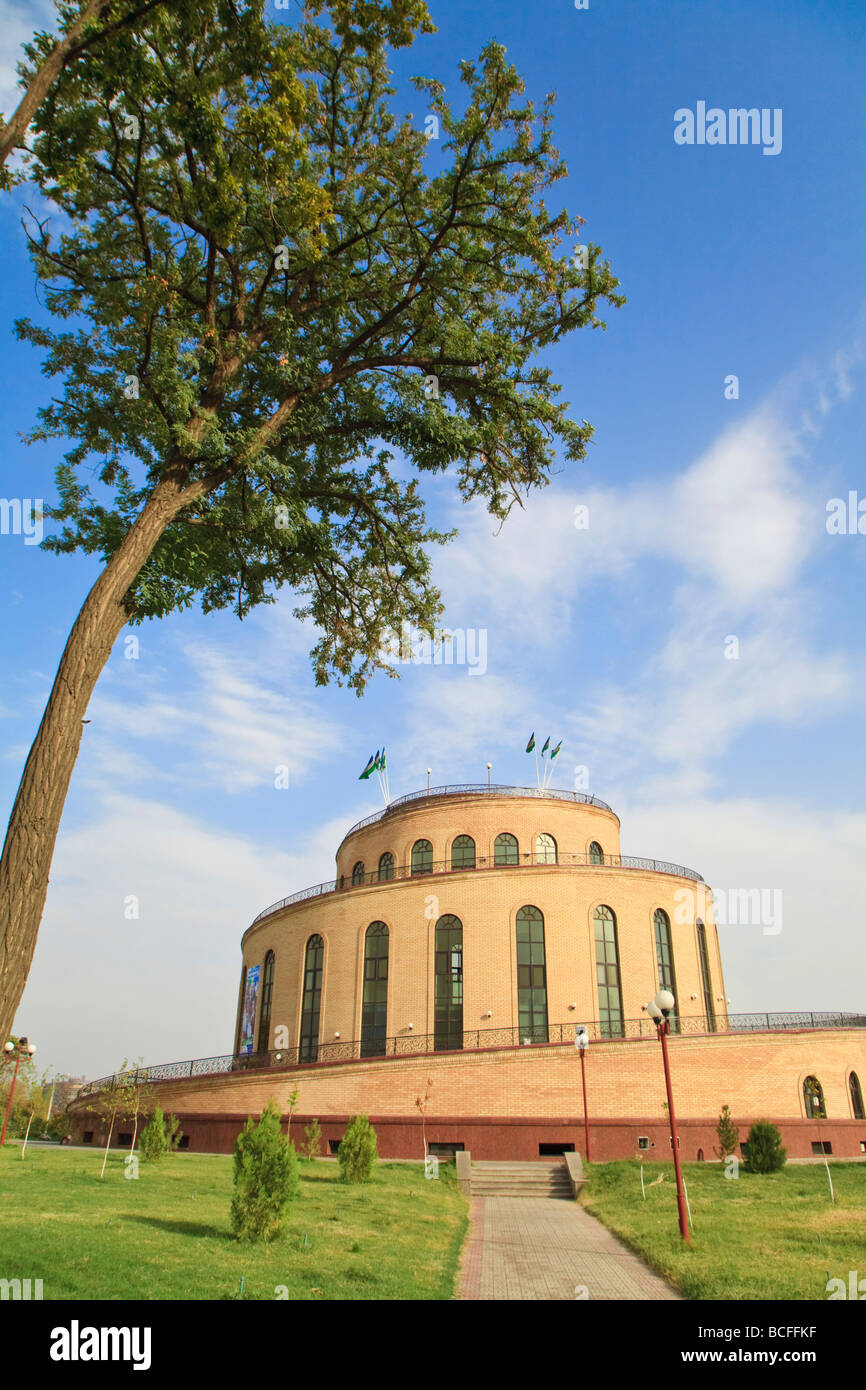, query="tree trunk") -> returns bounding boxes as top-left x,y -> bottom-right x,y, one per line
0,477 -> 191,1042
0,0 -> 108,168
